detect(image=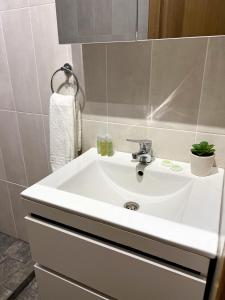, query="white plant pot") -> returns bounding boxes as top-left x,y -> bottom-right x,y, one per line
190,151 -> 215,177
